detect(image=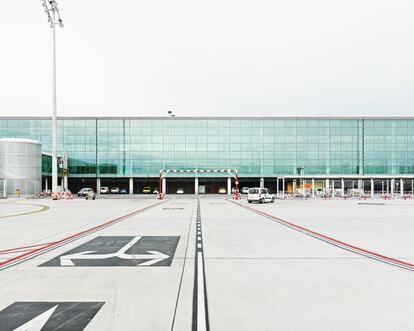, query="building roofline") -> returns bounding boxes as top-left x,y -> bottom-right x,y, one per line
2,116 -> 414,120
